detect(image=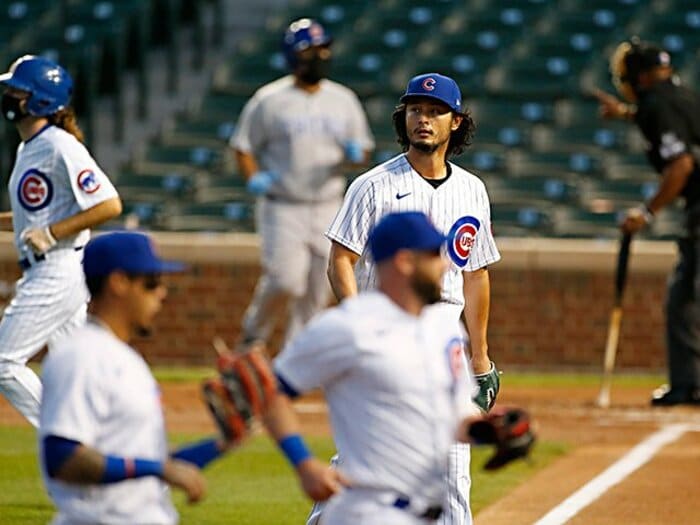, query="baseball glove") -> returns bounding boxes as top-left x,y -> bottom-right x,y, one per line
474,361 -> 500,413
468,407 -> 535,471
202,346 -> 277,443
